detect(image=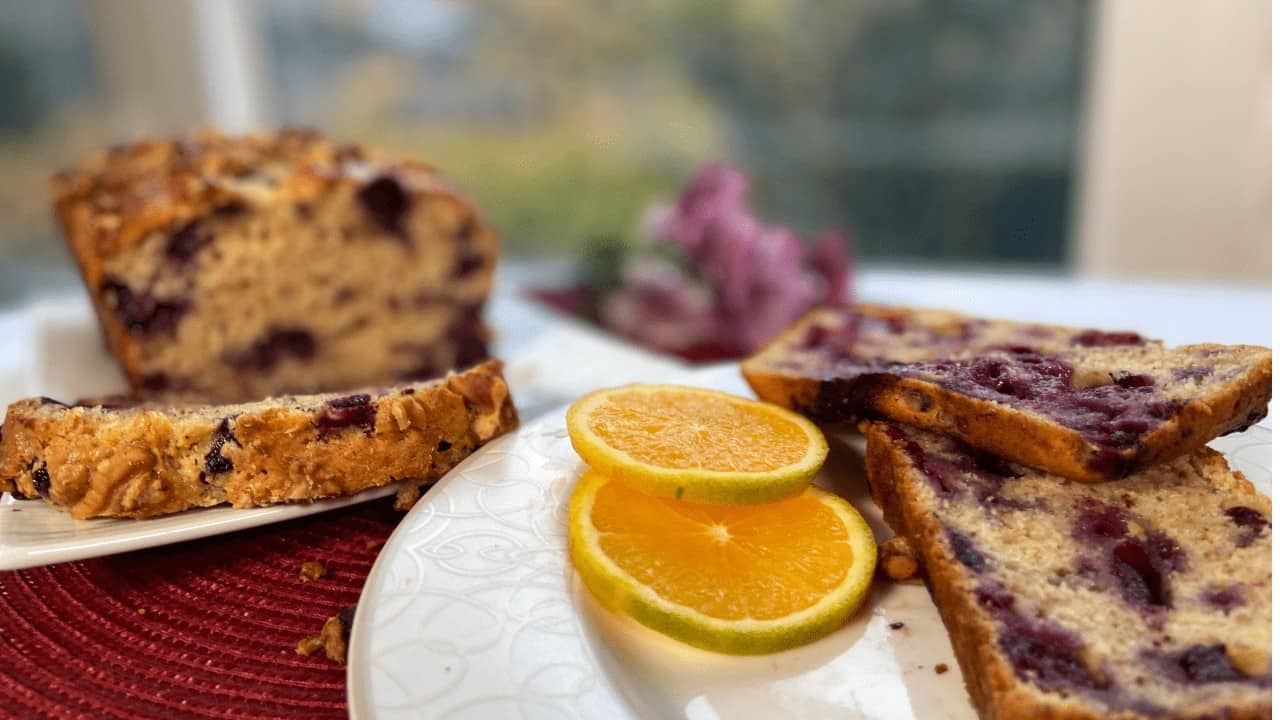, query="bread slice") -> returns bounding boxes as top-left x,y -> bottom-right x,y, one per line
864,421 -> 1271,720
0,361 -> 517,520
742,304 -> 1271,481
52,128 -> 498,402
